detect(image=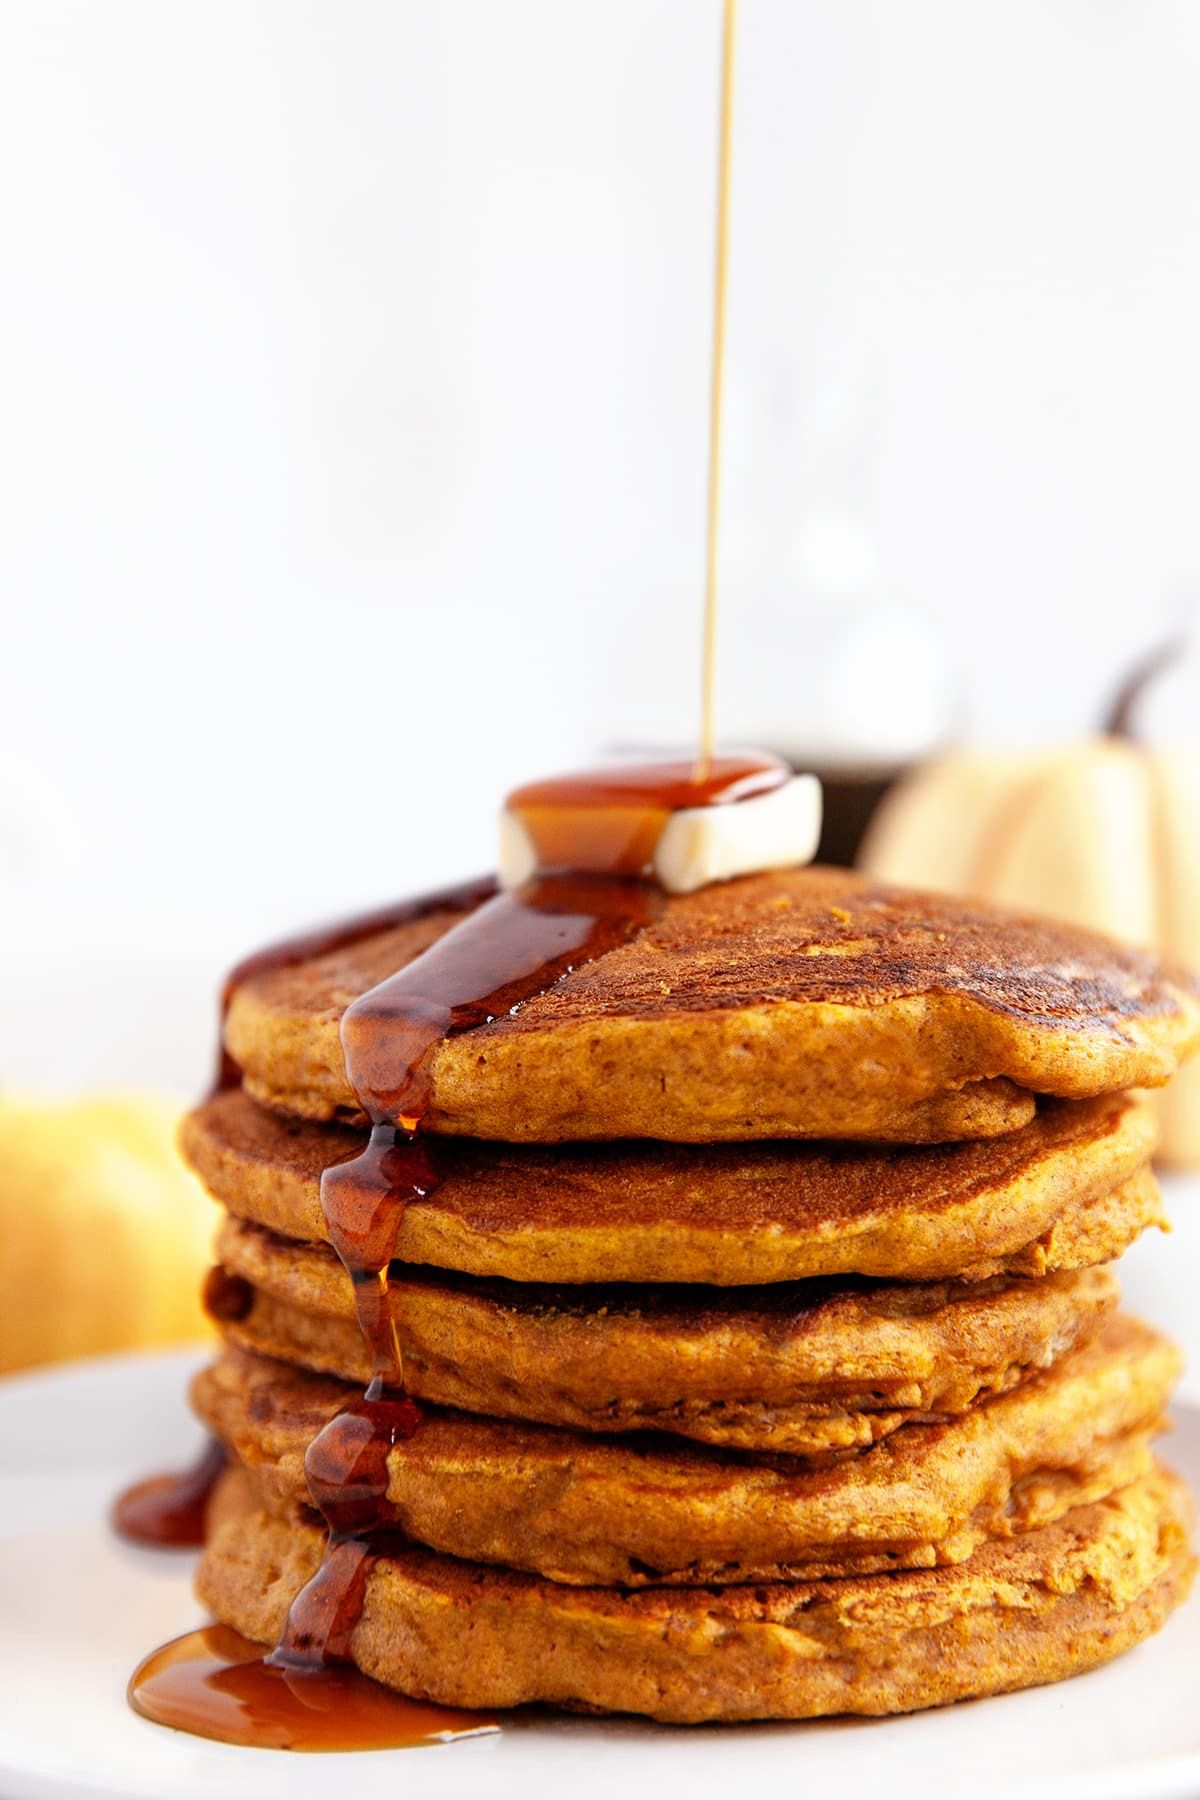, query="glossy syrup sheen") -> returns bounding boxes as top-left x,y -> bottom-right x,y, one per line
112,1441 -> 227,1550
508,751 -> 788,878
266,870 -> 669,1685
211,874 -> 498,1093
128,1625 -> 498,1751
129,754 -> 777,1747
